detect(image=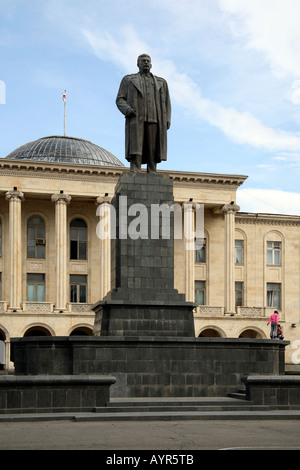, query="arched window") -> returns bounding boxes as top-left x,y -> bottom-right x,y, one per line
27,216 -> 45,258
70,218 -> 87,260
